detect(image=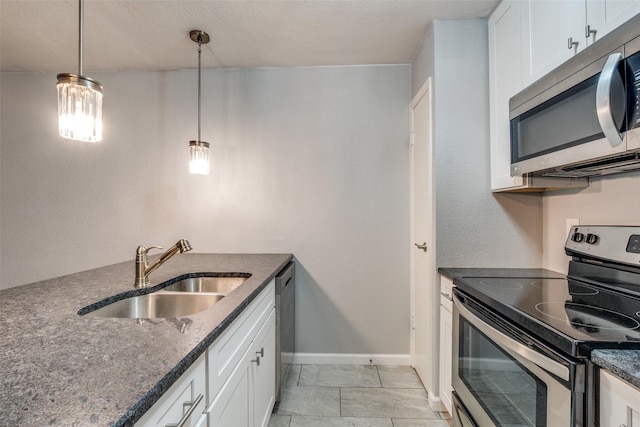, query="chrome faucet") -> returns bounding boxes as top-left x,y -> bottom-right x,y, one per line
134,239 -> 192,288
